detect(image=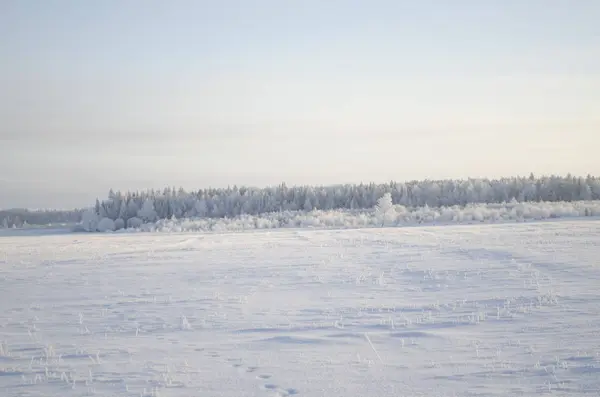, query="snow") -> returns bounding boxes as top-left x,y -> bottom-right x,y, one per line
1,220 -> 600,396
